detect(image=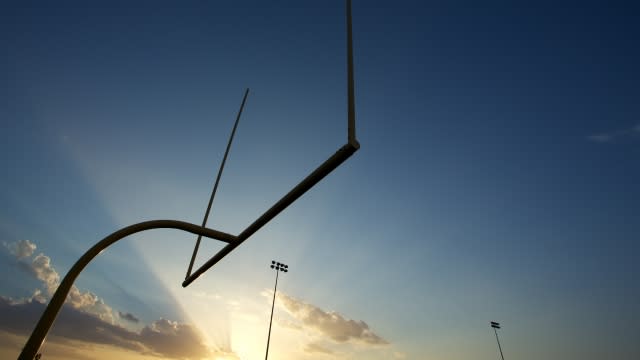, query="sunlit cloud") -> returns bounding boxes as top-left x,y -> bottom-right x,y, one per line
28,253 -> 60,294
139,318 -> 209,359
276,318 -> 303,331
3,239 -> 36,259
0,297 -> 213,359
5,240 -> 114,323
1,240 -> 233,359
28,289 -> 47,304
273,292 -> 388,346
